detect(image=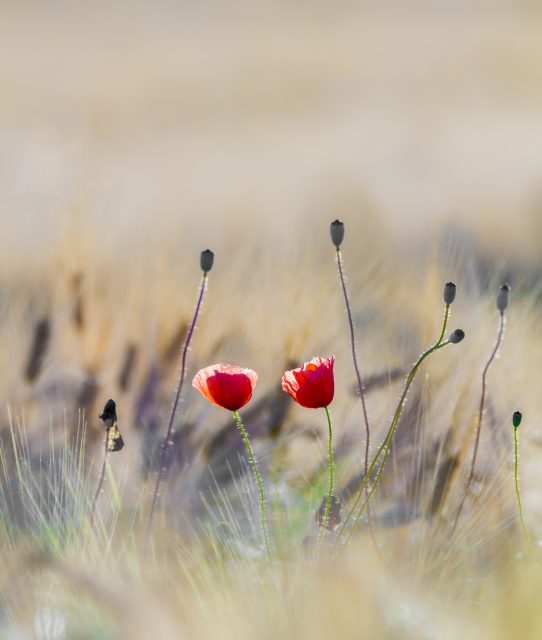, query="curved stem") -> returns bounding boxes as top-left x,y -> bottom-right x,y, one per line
334,304 -> 450,552
336,249 -> 371,495
514,427 -> 531,551
336,249 -> 393,562
451,311 -> 504,537
233,410 -> 272,561
145,273 -> 208,549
